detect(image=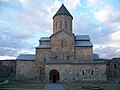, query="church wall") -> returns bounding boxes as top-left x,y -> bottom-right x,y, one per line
51,52 -> 74,60
36,48 -> 51,66
51,31 -> 74,60
39,41 -> 50,45
53,15 -> 72,34
35,48 -> 51,81
16,60 -> 36,80
109,58 -> 120,78
0,60 -> 16,79
75,47 -> 93,60
45,64 -> 106,82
